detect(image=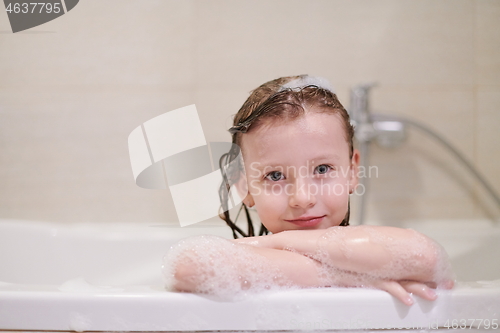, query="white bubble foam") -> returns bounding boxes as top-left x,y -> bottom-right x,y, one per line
162,235 -> 294,300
